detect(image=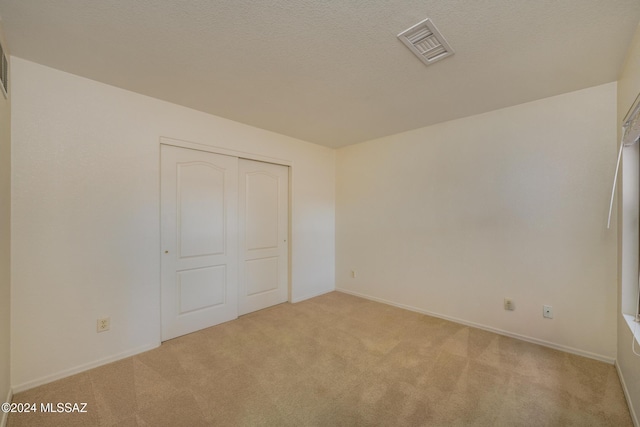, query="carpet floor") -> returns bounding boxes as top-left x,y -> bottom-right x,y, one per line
7,291 -> 633,426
